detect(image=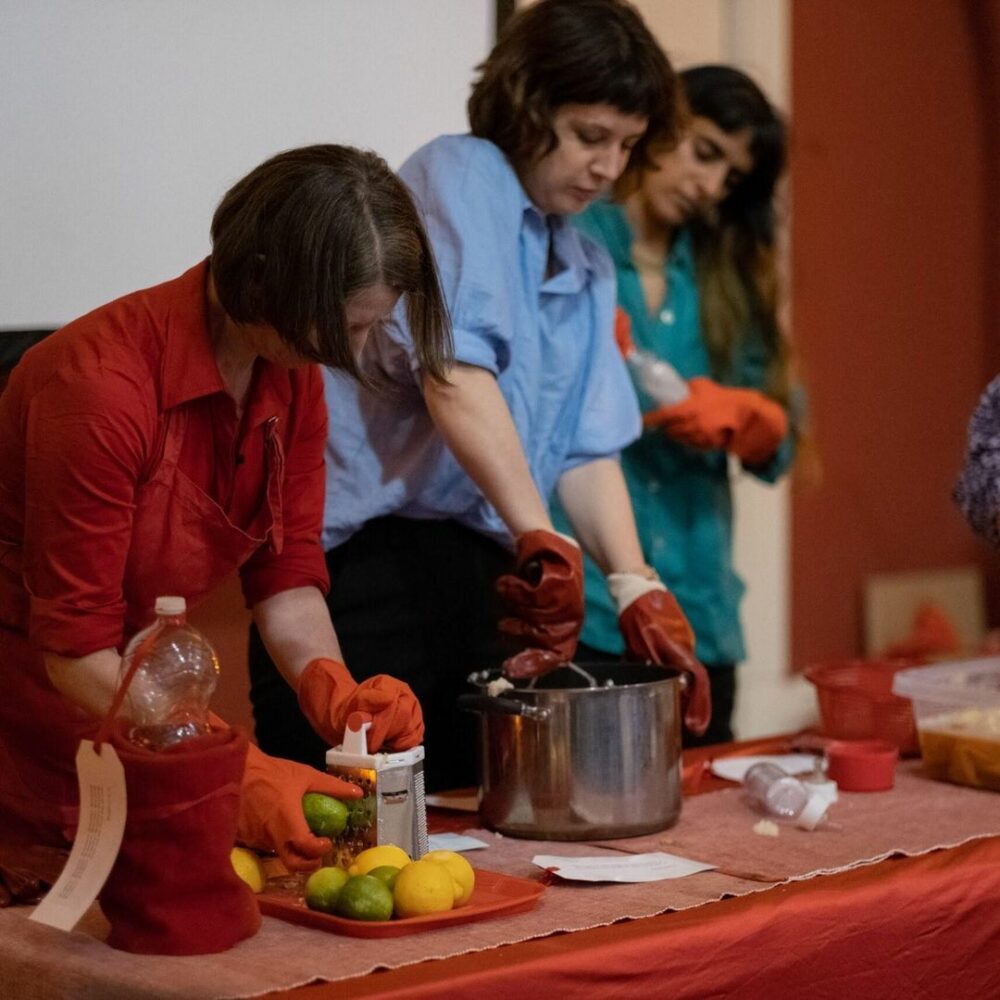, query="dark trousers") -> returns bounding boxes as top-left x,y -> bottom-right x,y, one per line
576,641 -> 736,748
248,517 -> 515,793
